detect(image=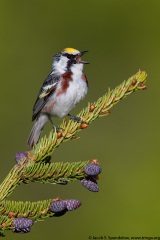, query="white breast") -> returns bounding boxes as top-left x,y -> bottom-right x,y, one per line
44,64 -> 88,118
